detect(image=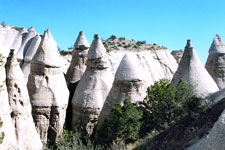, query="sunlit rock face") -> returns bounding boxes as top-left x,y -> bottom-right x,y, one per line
16,27 -> 37,63
71,34 -> 113,135
27,29 -> 69,144
65,31 -> 90,129
5,49 -> 42,150
171,50 -> 183,64
0,25 -> 26,57
98,53 -> 145,126
66,31 -> 90,87
0,51 -> 17,150
171,40 -> 219,99
189,109 -> 225,150
22,34 -> 42,84
205,34 -> 225,89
